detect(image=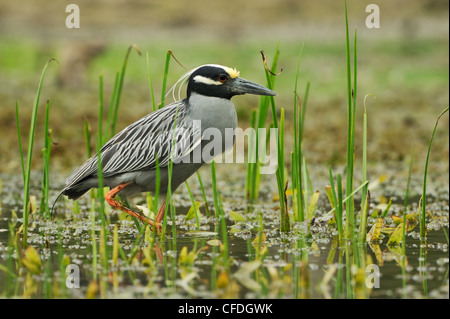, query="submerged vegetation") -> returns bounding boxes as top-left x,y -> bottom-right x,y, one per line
0,4 -> 448,300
